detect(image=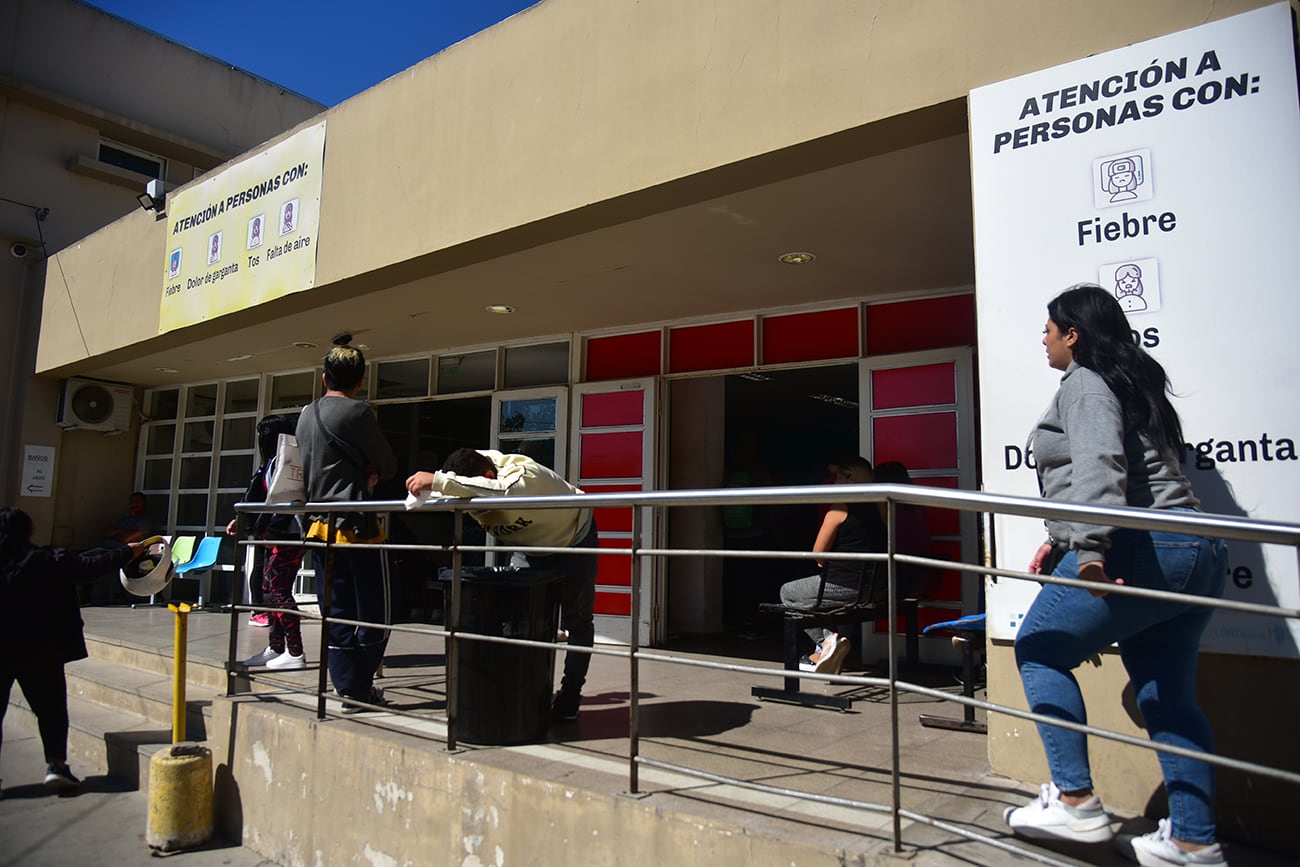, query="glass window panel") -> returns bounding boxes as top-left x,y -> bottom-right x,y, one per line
215,494 -> 243,534
179,457 -> 212,489
498,437 -> 556,470
185,383 -> 218,417
145,423 -> 175,455
585,332 -> 660,381
176,494 -> 209,527
221,417 -> 255,451
436,350 -> 495,394
182,420 -> 214,452
219,454 -> 254,488
376,359 -> 430,399
498,398 -> 557,434
224,378 -> 260,414
143,459 -> 172,490
147,389 -> 178,420
504,342 -> 569,388
271,371 -> 315,409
